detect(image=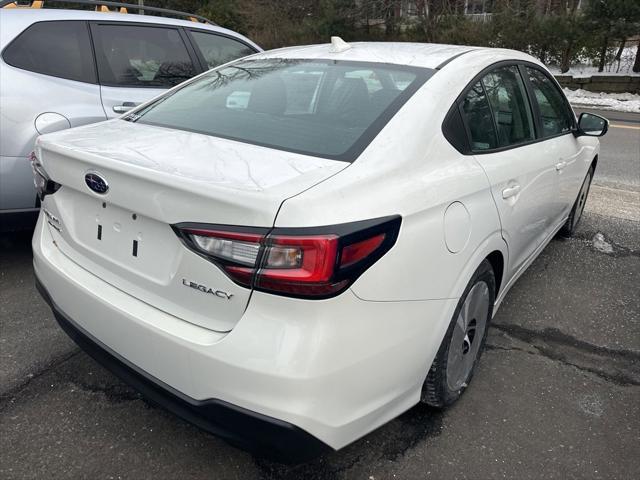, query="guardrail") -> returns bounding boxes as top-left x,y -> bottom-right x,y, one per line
555,74 -> 640,94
